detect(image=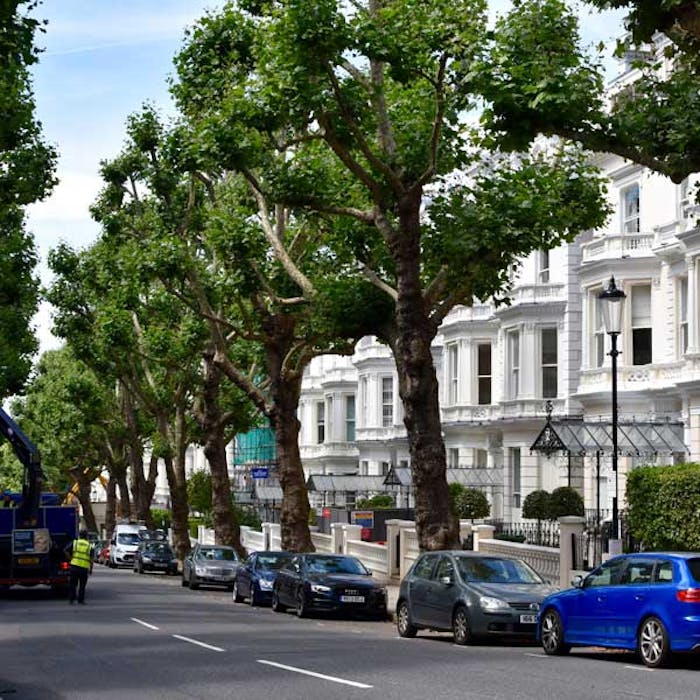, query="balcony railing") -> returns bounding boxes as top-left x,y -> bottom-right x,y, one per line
581,232 -> 653,263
